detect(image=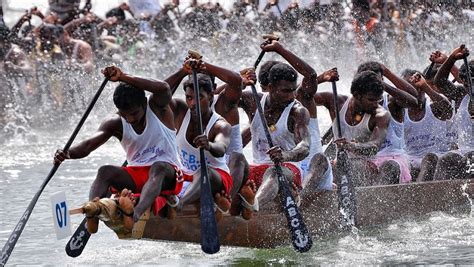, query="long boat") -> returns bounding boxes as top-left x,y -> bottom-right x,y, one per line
110,179 -> 474,248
